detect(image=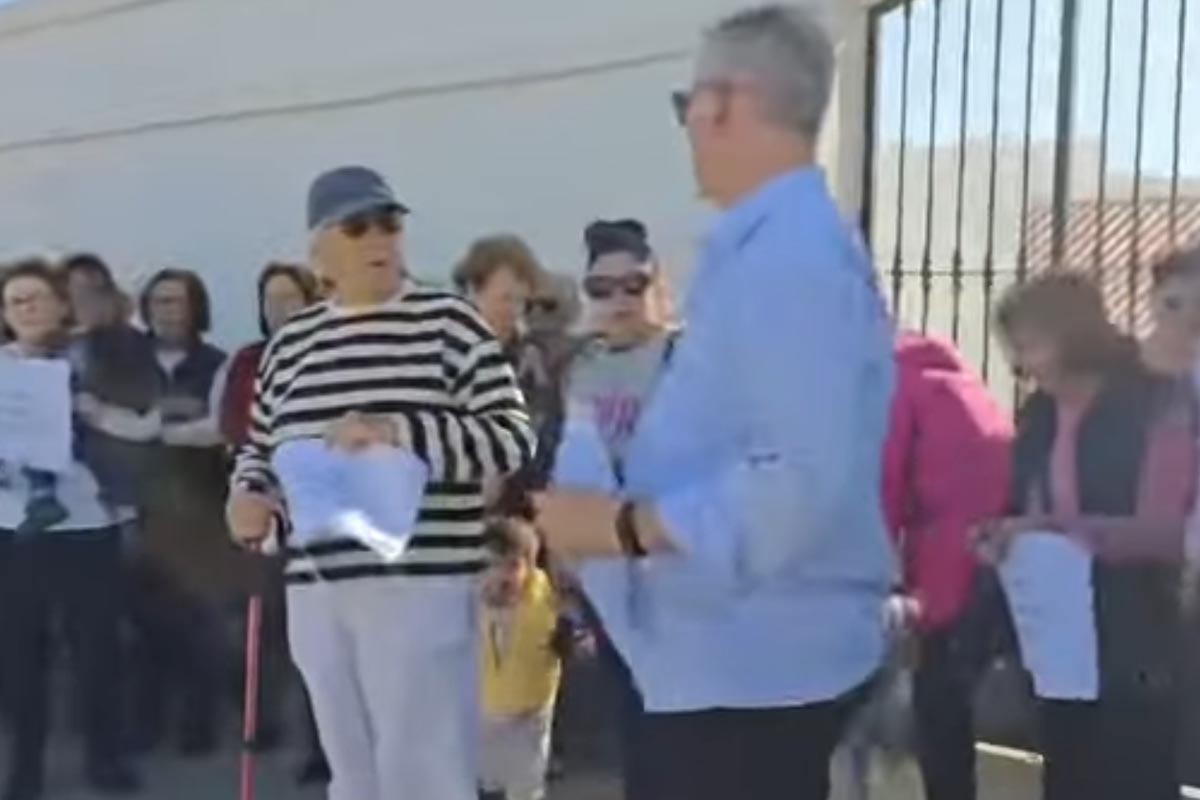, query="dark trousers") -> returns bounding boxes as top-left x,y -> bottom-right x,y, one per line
636,687 -> 864,800
1040,693 -> 1178,800
0,529 -> 127,781
596,633 -> 648,799
913,627 -> 978,800
125,557 -> 225,750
